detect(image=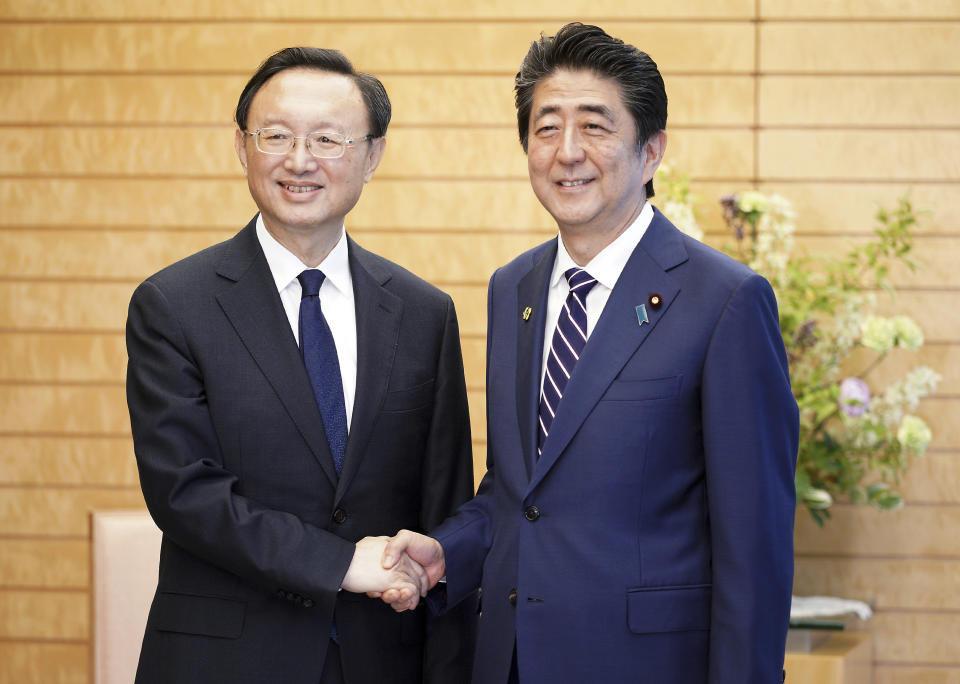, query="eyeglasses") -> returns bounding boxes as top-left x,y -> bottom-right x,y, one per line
245,128 -> 375,159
